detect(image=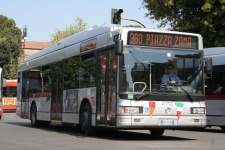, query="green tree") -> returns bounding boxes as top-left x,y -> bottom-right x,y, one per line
0,15 -> 22,79
142,0 -> 225,47
50,17 -> 103,44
